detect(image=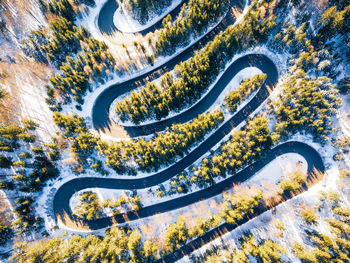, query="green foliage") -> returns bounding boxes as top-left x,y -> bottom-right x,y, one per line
12,197 -> 41,235
273,218 -> 286,231
0,85 -> 8,99
74,191 -> 102,220
116,1 -> 276,124
48,0 -> 75,21
241,236 -> 287,263
99,110 -> 224,173
318,5 -> 350,40
23,18 -> 88,66
272,70 -> 340,141
278,170 -> 307,194
224,73 -> 267,113
164,216 -> 188,252
48,37 -> 115,105
23,13 -> 115,105
12,160 -> 26,167
30,146 -> 44,155
156,0 -> 230,55
335,135 -> 350,158
192,115 -> 273,187
101,193 -> 142,216
196,236 -> 286,263
70,132 -> 98,155
53,112 -> 87,136
0,125 -> 27,141
21,119 -> 38,131
123,0 -> 172,24
332,206 -> 350,217
300,206 -> 319,225
220,188 -> 263,225
0,181 -> 15,190
11,226 -> 157,262
19,152 -> 32,159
